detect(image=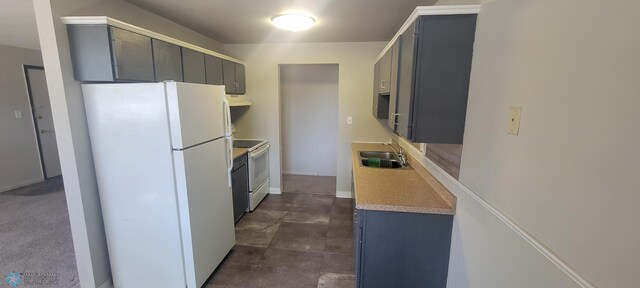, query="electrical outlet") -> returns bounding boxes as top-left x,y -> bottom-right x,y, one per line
347,116 -> 353,125
507,106 -> 522,135
14,110 -> 22,119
